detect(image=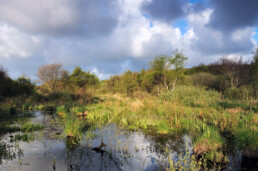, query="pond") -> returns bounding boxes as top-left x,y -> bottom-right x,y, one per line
0,111 -> 256,170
